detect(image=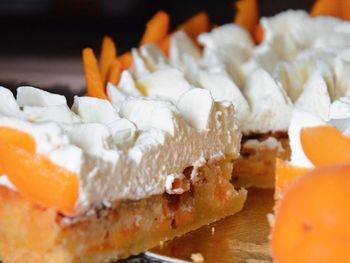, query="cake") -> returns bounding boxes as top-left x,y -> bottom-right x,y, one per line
0,86 -> 246,262
1,0 -> 350,262
84,6 -> 350,189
